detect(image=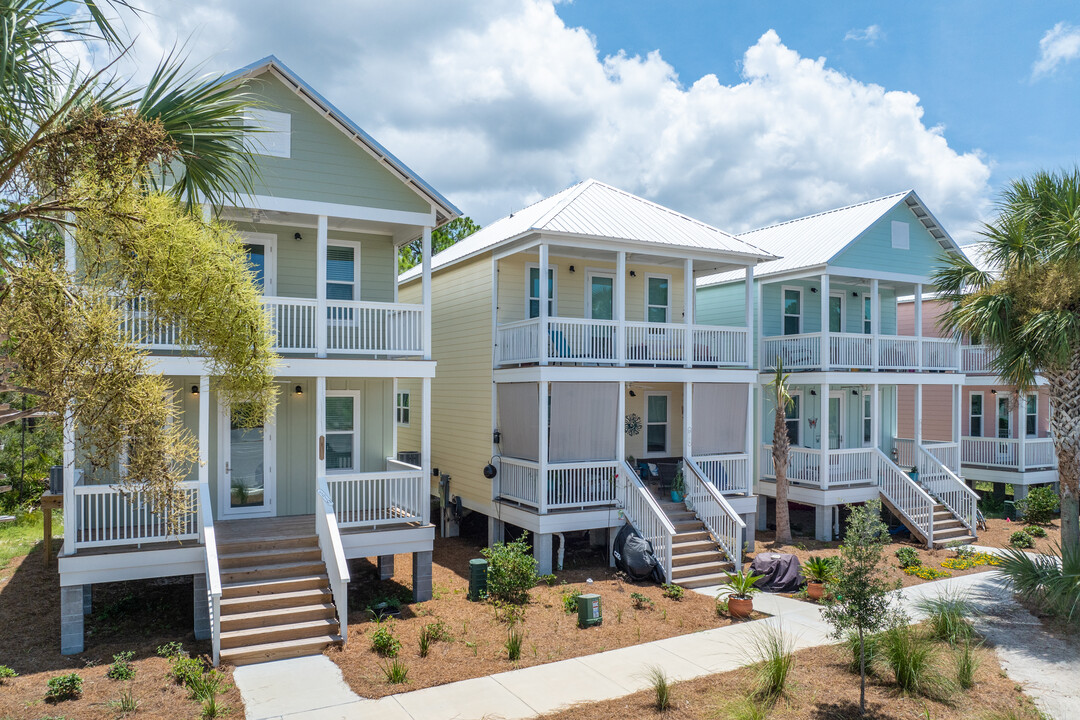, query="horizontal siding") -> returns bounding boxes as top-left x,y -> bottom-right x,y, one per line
897,298 -> 950,338
961,386 -> 1051,438
896,386 -> 953,442
831,204 -> 951,276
